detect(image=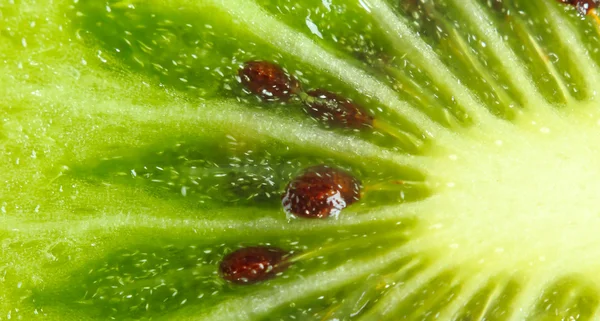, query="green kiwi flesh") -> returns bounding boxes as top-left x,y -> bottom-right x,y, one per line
2,0 -> 600,320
